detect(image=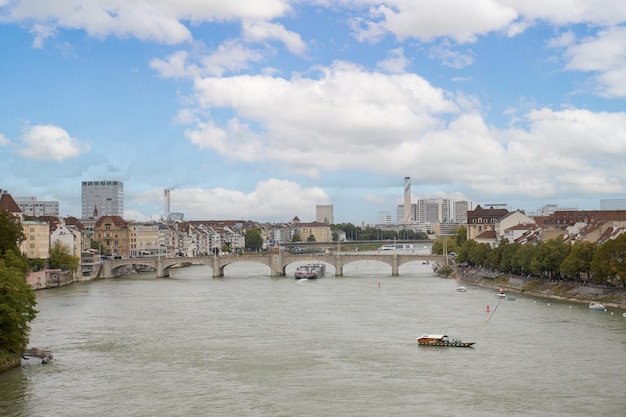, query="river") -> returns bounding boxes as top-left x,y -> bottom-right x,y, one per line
1,260 -> 625,417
